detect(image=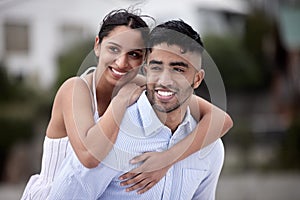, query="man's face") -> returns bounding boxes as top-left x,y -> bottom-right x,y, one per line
145,43 -> 204,113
